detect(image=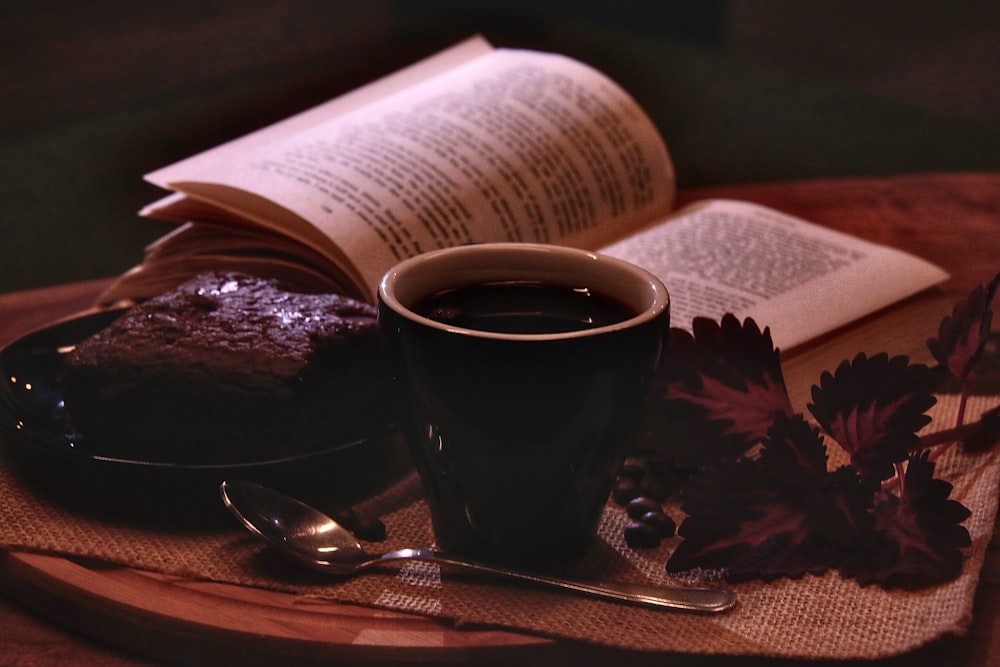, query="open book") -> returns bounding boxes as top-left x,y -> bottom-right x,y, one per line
106,35 -> 948,397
